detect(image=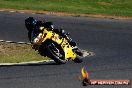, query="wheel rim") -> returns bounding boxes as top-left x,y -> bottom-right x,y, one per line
48,43 -> 64,59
